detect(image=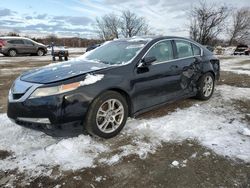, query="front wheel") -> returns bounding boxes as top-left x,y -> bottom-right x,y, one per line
85,91 -> 128,138
37,49 -> 45,56
196,72 -> 215,100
